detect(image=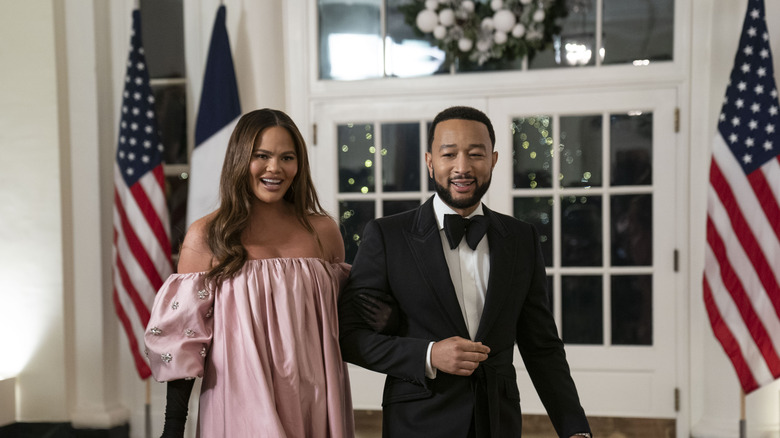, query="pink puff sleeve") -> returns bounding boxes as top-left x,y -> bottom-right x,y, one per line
144,273 -> 215,382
